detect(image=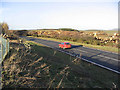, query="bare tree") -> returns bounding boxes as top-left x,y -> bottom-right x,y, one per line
1,22 -> 9,35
